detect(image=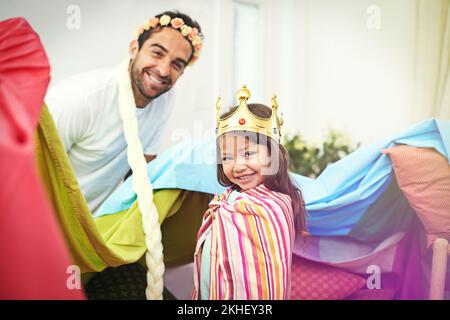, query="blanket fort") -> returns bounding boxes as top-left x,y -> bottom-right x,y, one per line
97,118 -> 450,299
